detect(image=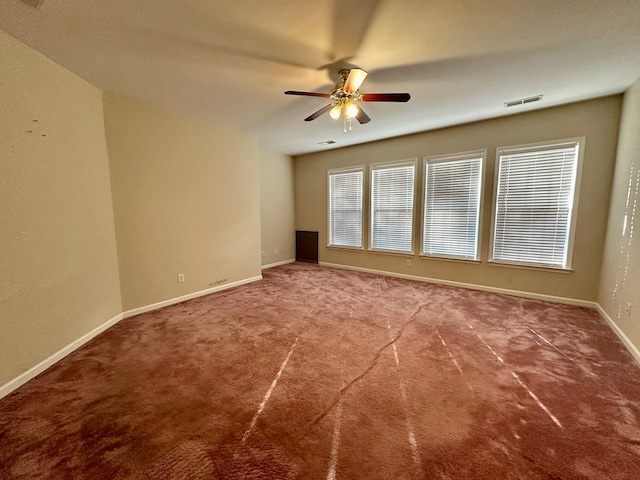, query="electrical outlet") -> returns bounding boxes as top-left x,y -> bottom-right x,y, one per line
274,248 -> 279,255
405,259 -> 411,267
177,273 -> 185,283
261,251 -> 266,257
